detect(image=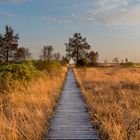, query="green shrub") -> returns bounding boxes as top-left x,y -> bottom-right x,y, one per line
0,61 -> 38,92
122,62 -> 136,67
34,60 -> 62,72
0,60 -> 62,92
1,61 -> 37,80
